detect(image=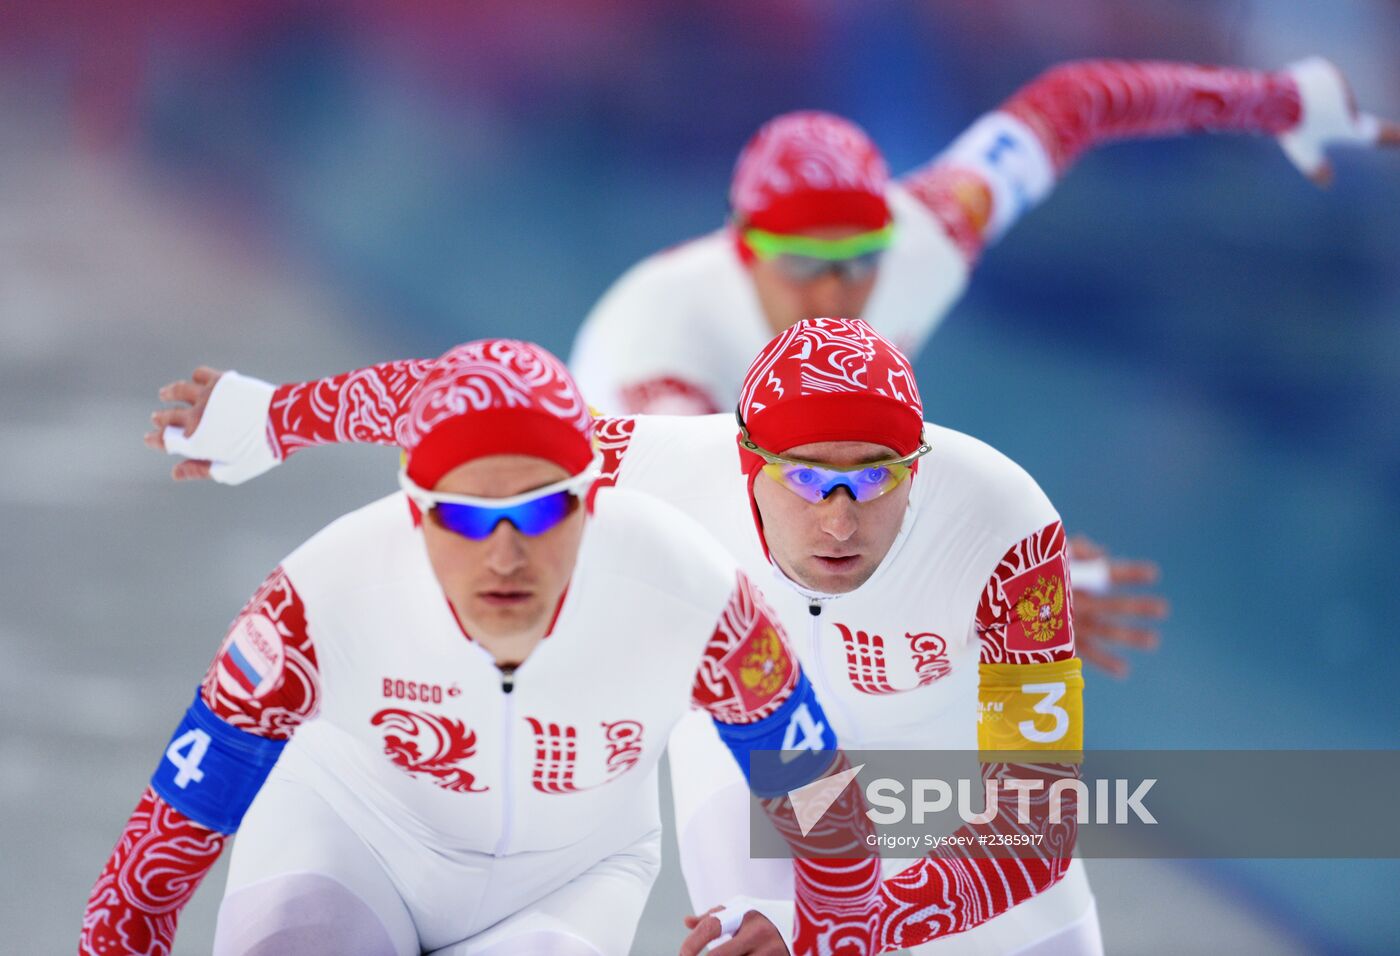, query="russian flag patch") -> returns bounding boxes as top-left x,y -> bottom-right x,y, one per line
217,613 -> 286,698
